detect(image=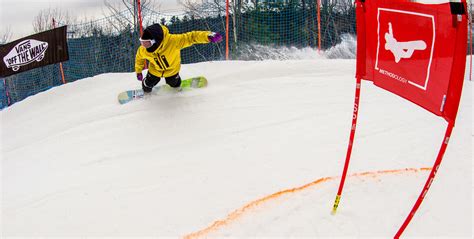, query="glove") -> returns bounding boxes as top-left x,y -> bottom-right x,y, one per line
136,73 -> 143,81
208,32 -> 223,43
